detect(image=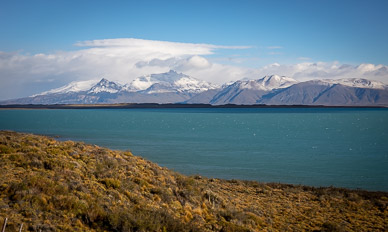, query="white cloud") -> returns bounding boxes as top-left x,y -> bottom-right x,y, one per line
74,38 -> 251,56
135,55 -> 212,71
0,38 -> 387,100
